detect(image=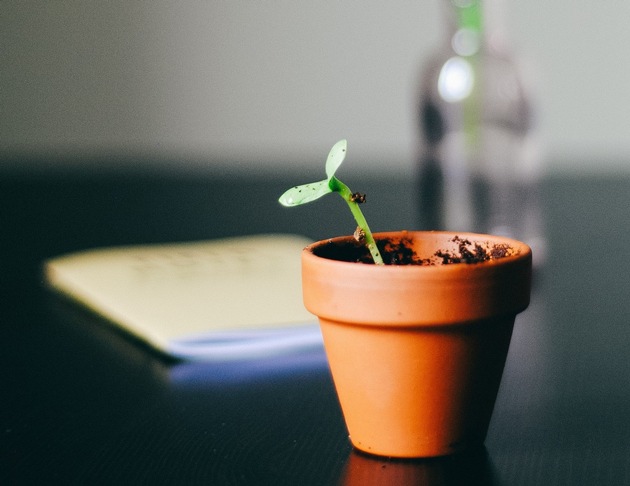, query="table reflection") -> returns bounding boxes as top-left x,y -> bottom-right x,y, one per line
340,447 -> 498,486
